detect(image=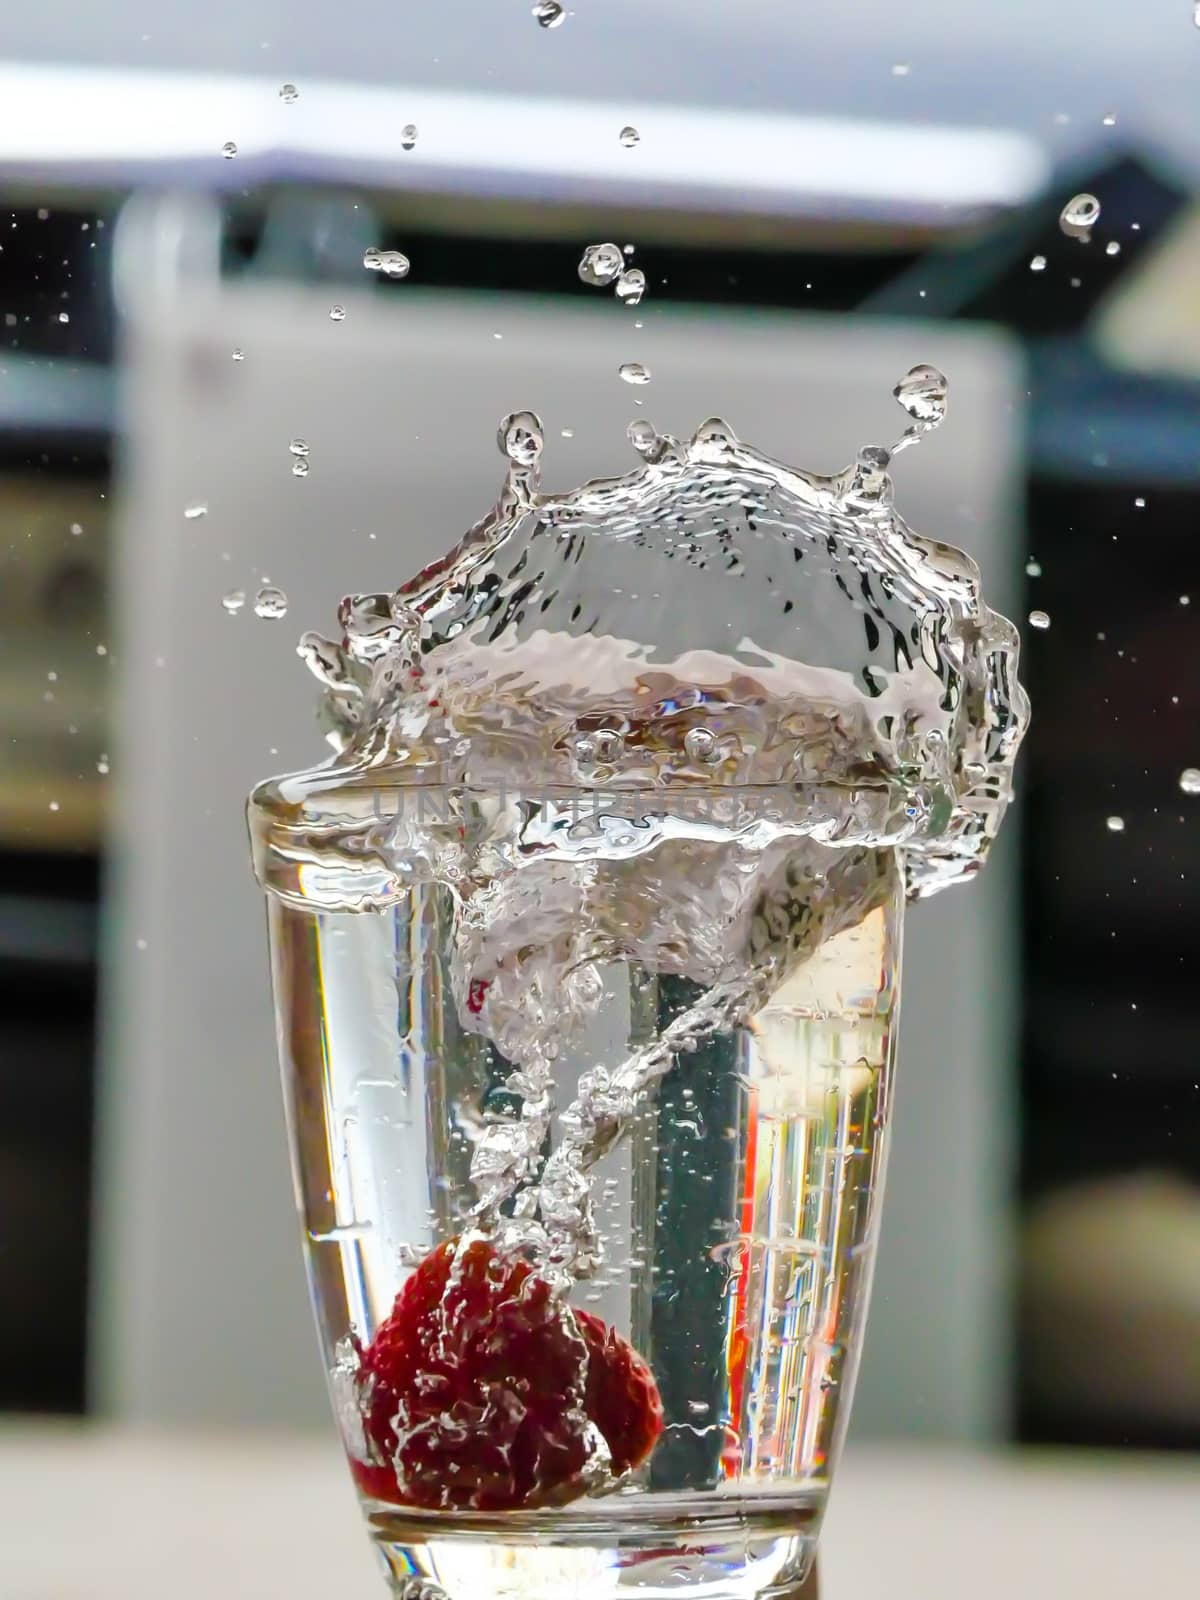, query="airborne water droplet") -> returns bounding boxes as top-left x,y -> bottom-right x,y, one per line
254,586 -> 289,620
184,502 -> 208,520
279,83 -> 299,103
1179,768 -> 1200,796
1030,255 -> 1047,273
615,268 -> 646,307
292,459 -> 310,478
222,589 -> 246,615
578,242 -> 624,287
532,0 -> 565,27
591,729 -> 624,764
1106,815 -> 1125,833
363,247 -> 411,279
289,438 -> 310,458
1025,558 -> 1042,577
619,362 -> 651,385
1106,240 -> 1121,257
1060,192 -> 1100,237
221,141 -> 238,160
627,419 -> 660,458
329,303 -> 346,322
231,348 -> 245,362
401,123 -> 418,151
619,125 -> 640,148
1029,609 -> 1051,630
893,363 -> 948,427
